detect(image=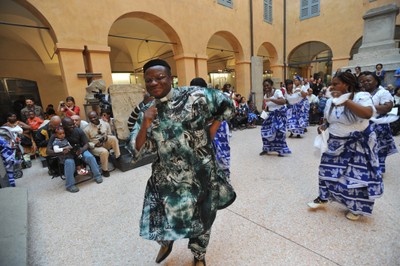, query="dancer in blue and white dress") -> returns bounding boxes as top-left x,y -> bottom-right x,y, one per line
190,78 -> 231,176
285,79 -> 308,137
260,78 -> 291,156
307,72 -> 382,221
359,71 -> 398,174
